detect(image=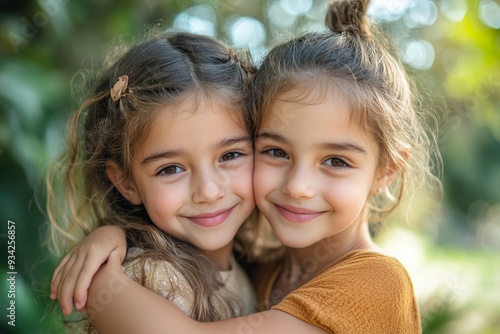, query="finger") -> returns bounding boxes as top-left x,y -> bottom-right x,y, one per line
73,251 -> 111,310
52,254 -> 78,303
51,252 -> 70,286
58,253 -> 84,315
50,252 -> 72,299
107,251 -> 124,269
